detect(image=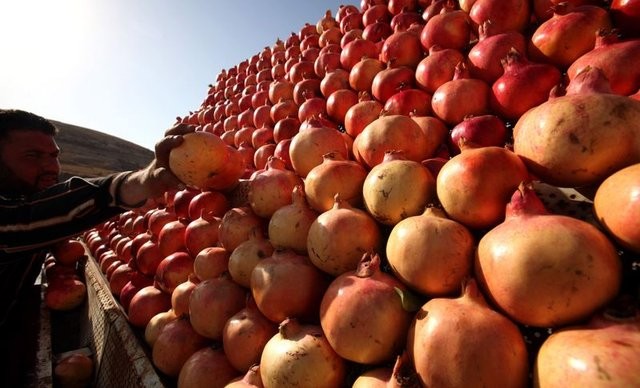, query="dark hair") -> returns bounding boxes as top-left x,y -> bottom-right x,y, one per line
0,109 -> 58,141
